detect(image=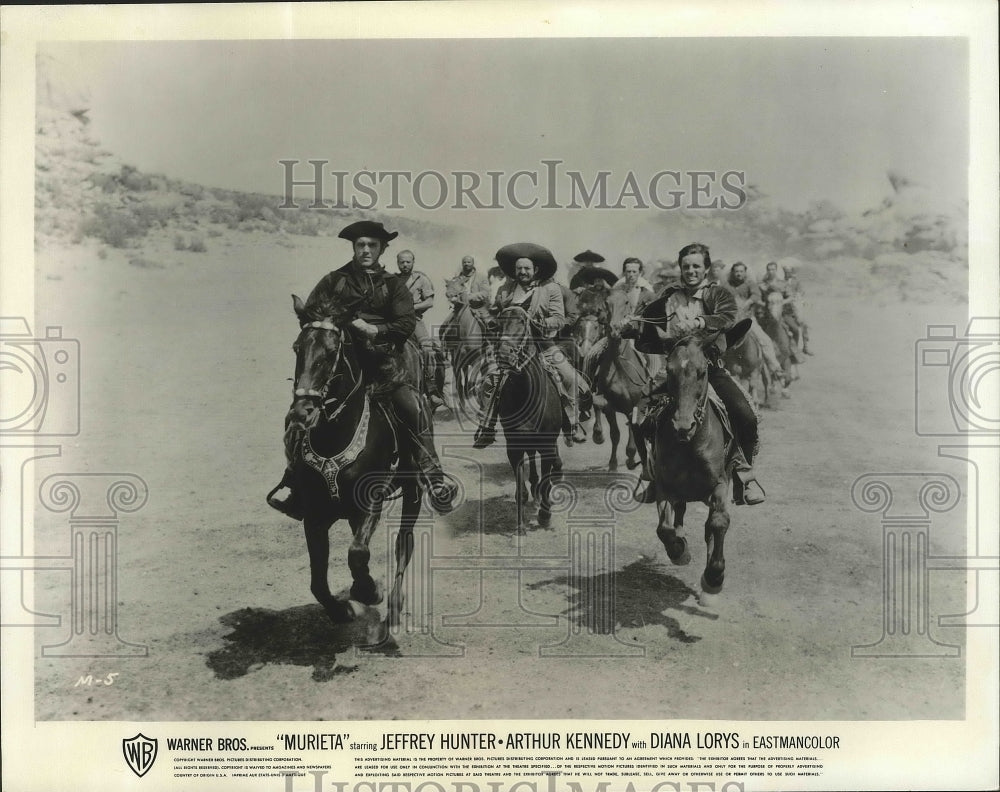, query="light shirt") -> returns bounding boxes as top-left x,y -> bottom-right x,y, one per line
663,283 -> 708,338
